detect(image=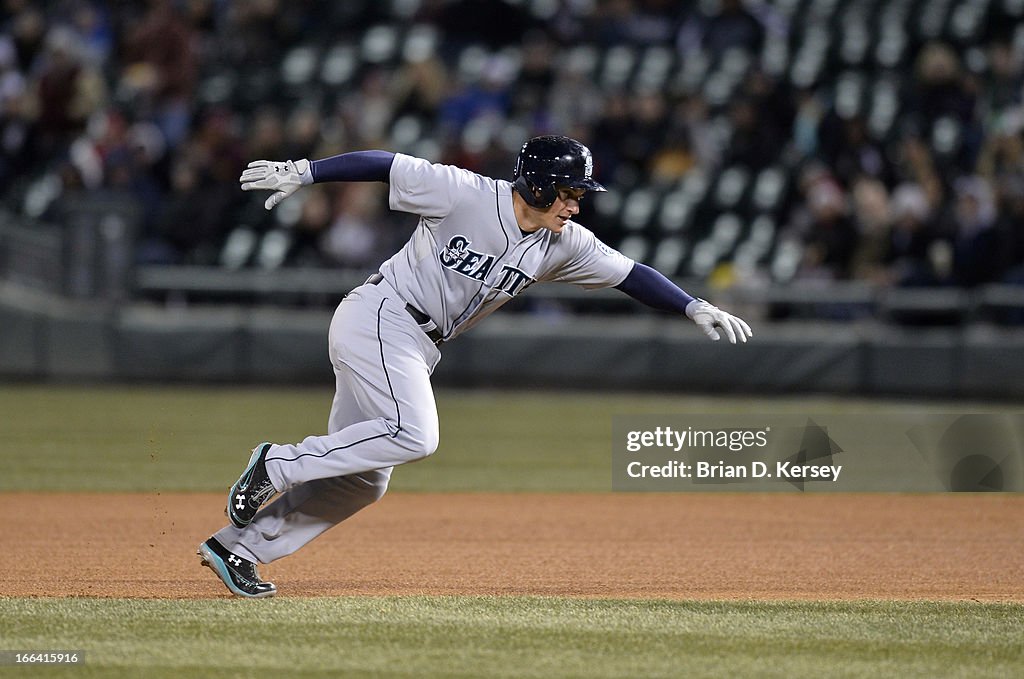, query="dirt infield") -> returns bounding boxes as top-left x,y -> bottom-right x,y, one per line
3,492 -> 1022,601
